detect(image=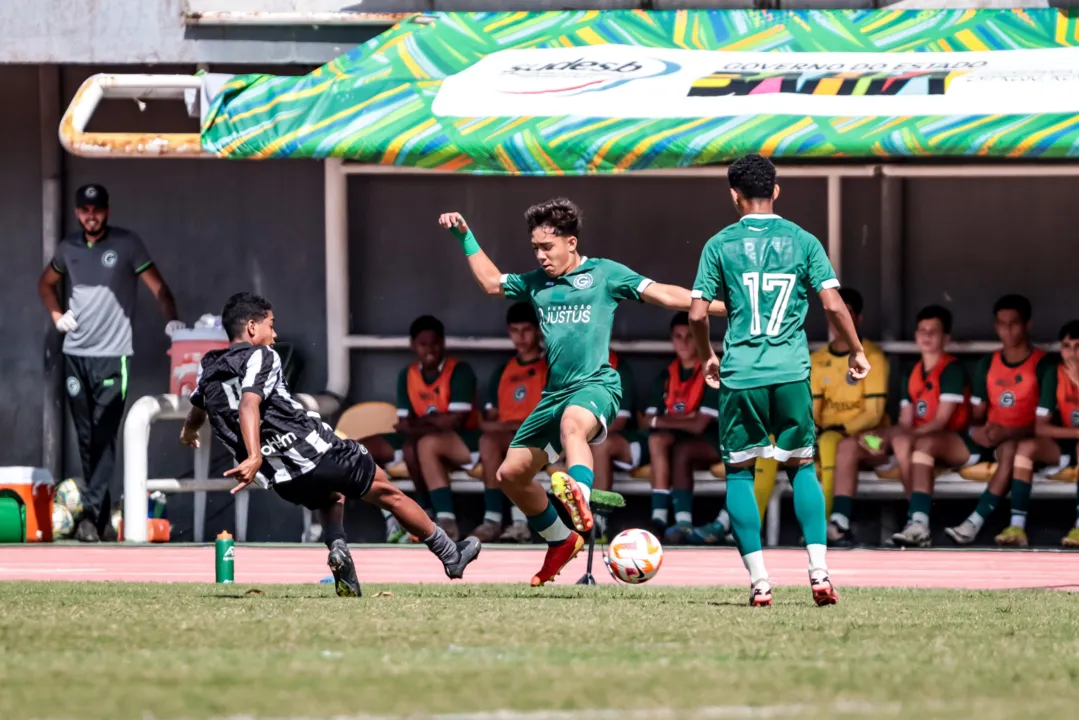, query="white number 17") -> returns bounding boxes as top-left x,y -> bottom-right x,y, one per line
742,272 -> 796,336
